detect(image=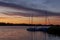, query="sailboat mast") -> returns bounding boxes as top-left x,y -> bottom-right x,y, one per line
45,11 -> 48,25
31,13 -> 33,24
45,11 -> 50,25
